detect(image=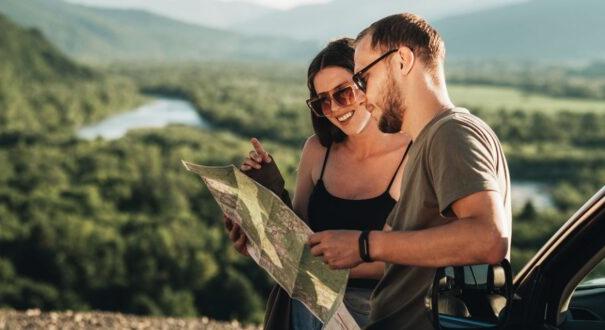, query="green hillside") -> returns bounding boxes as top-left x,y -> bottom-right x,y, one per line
0,14 -> 140,135
0,13 -> 283,323
0,13 -> 92,81
0,0 -> 319,62
434,0 -> 605,61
